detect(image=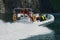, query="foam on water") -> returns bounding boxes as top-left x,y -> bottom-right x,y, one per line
0,20 -> 53,40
